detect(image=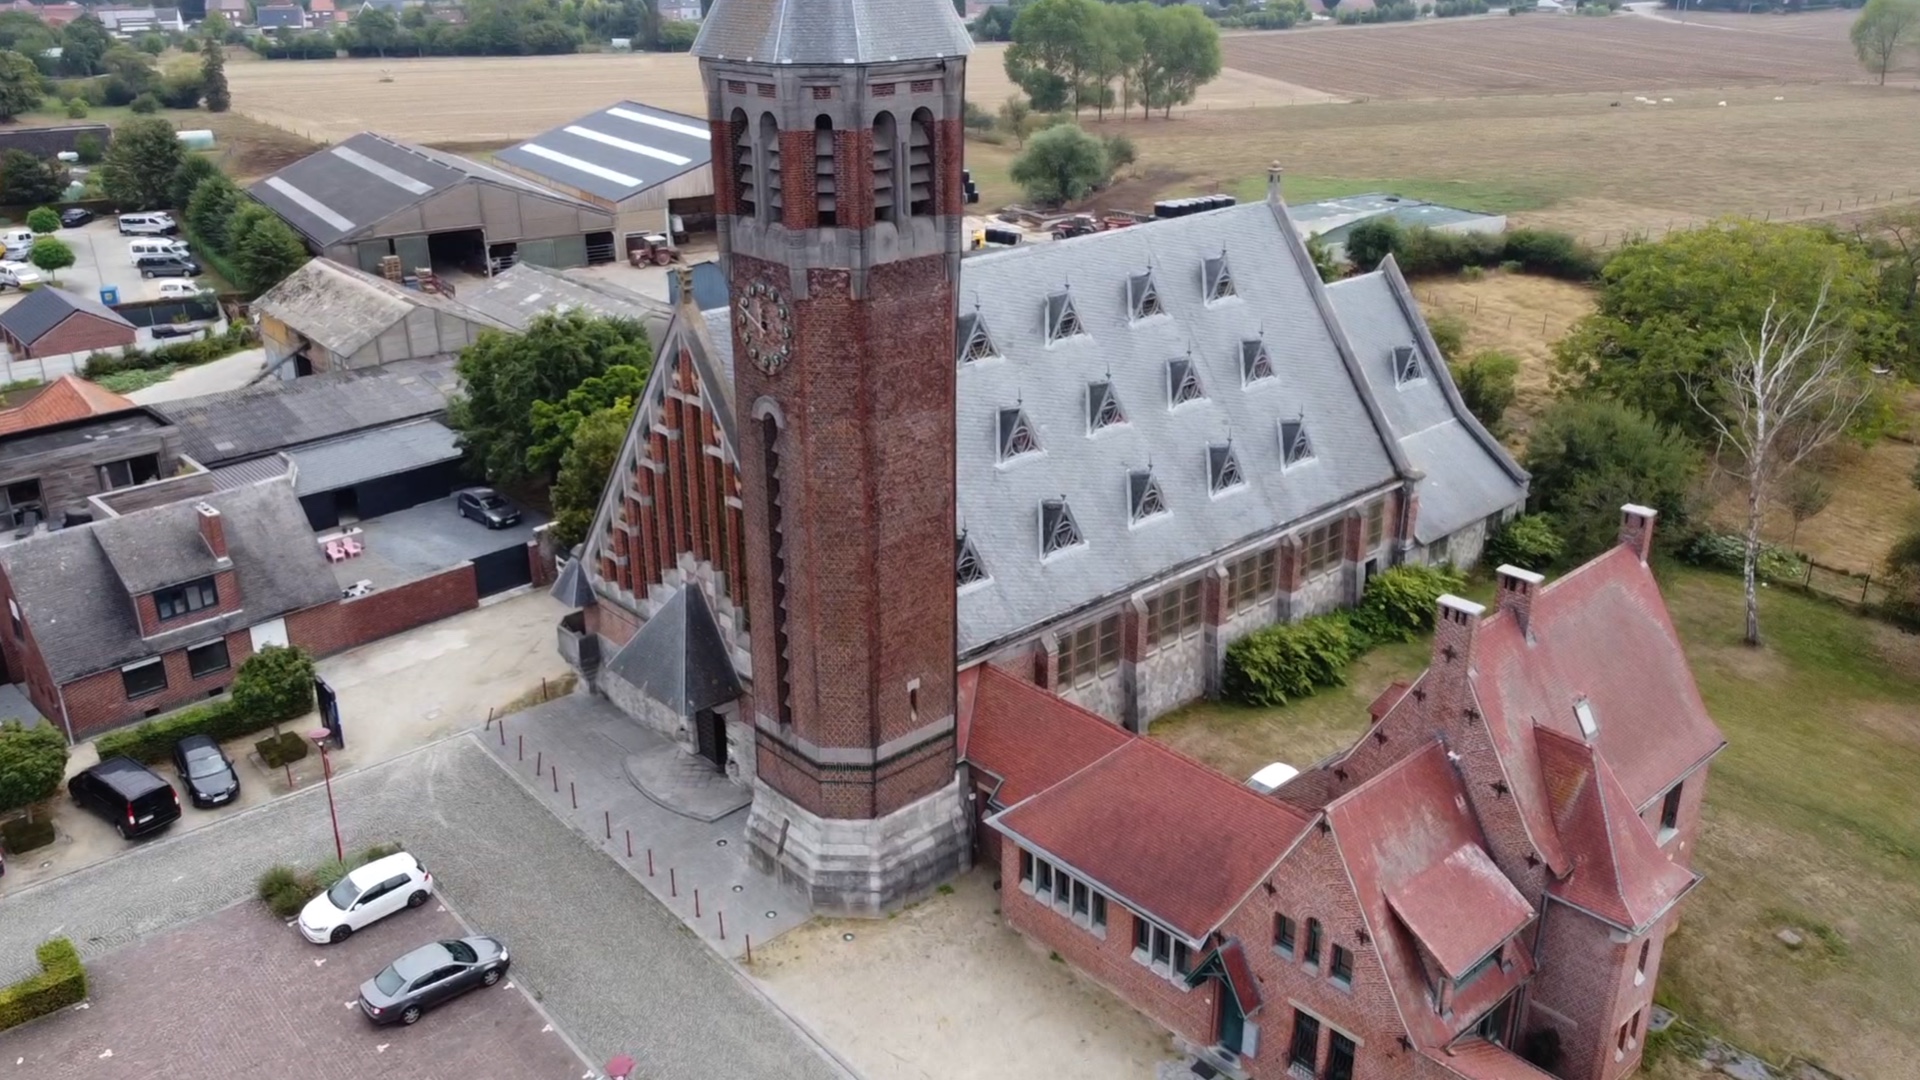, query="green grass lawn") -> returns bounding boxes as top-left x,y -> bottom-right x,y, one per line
1153,567 -> 1920,1078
